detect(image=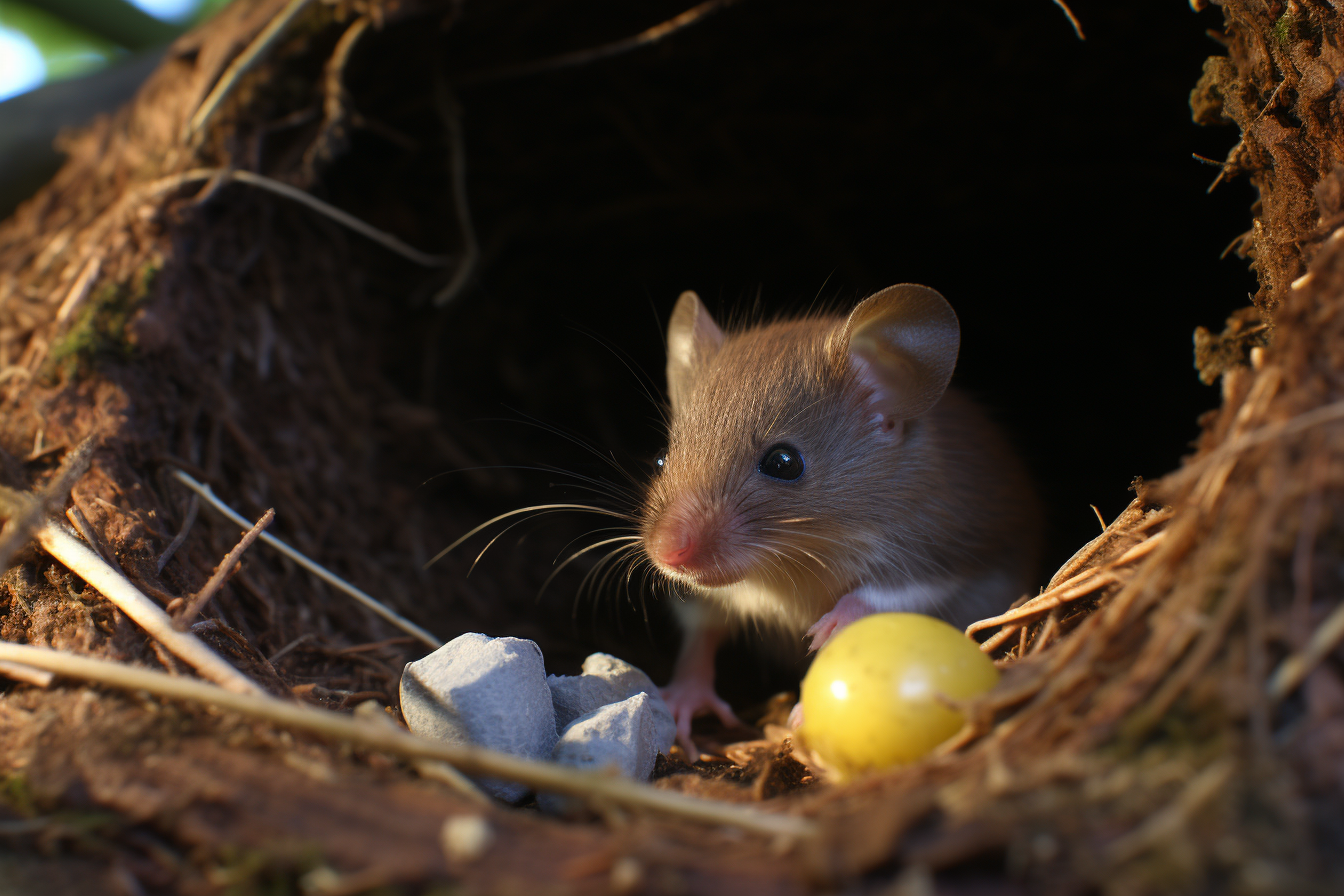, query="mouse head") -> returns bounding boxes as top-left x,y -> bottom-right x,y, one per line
643,284 -> 960,594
